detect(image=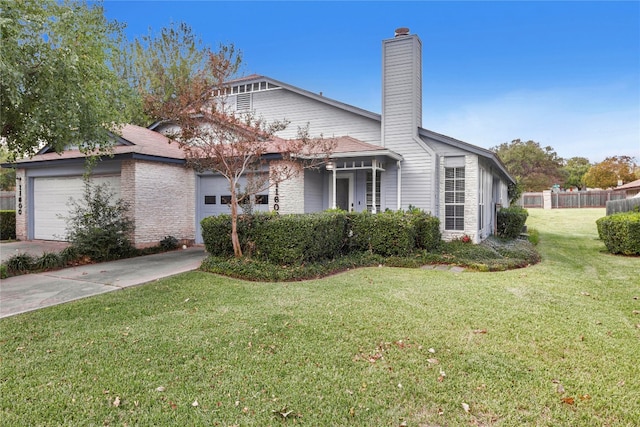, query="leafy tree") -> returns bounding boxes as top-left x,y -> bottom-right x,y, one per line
583,156 -> 637,189
131,23 -> 335,257
491,139 -> 564,191
120,21 -> 217,126
0,0 -> 137,158
562,157 -> 591,190
0,145 -> 16,190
